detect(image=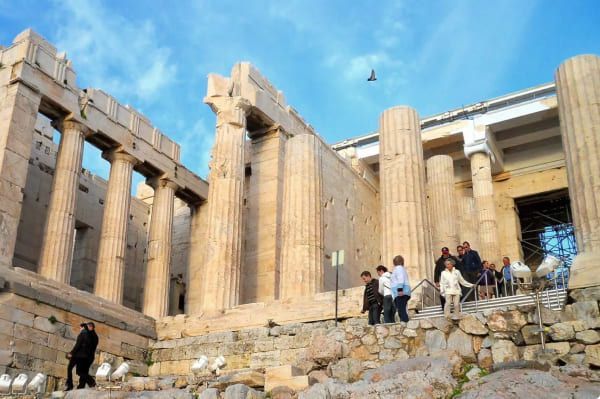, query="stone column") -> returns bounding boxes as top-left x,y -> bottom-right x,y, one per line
426,155 -> 459,252
279,134 -> 324,299
143,178 -> 177,319
200,97 -> 249,310
0,82 -> 41,267
187,201 -> 209,315
379,106 -> 433,280
469,151 -> 501,264
555,54 -> 600,288
457,194 -> 479,250
94,150 -> 137,303
38,120 -> 88,283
